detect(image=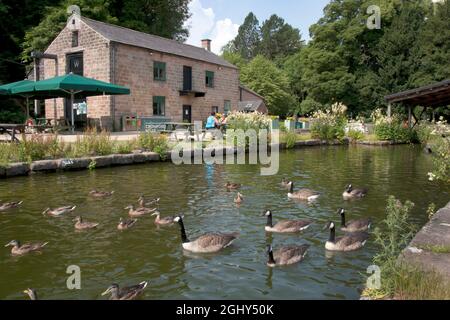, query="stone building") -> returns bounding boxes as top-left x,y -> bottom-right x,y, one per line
41,13 -> 247,131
